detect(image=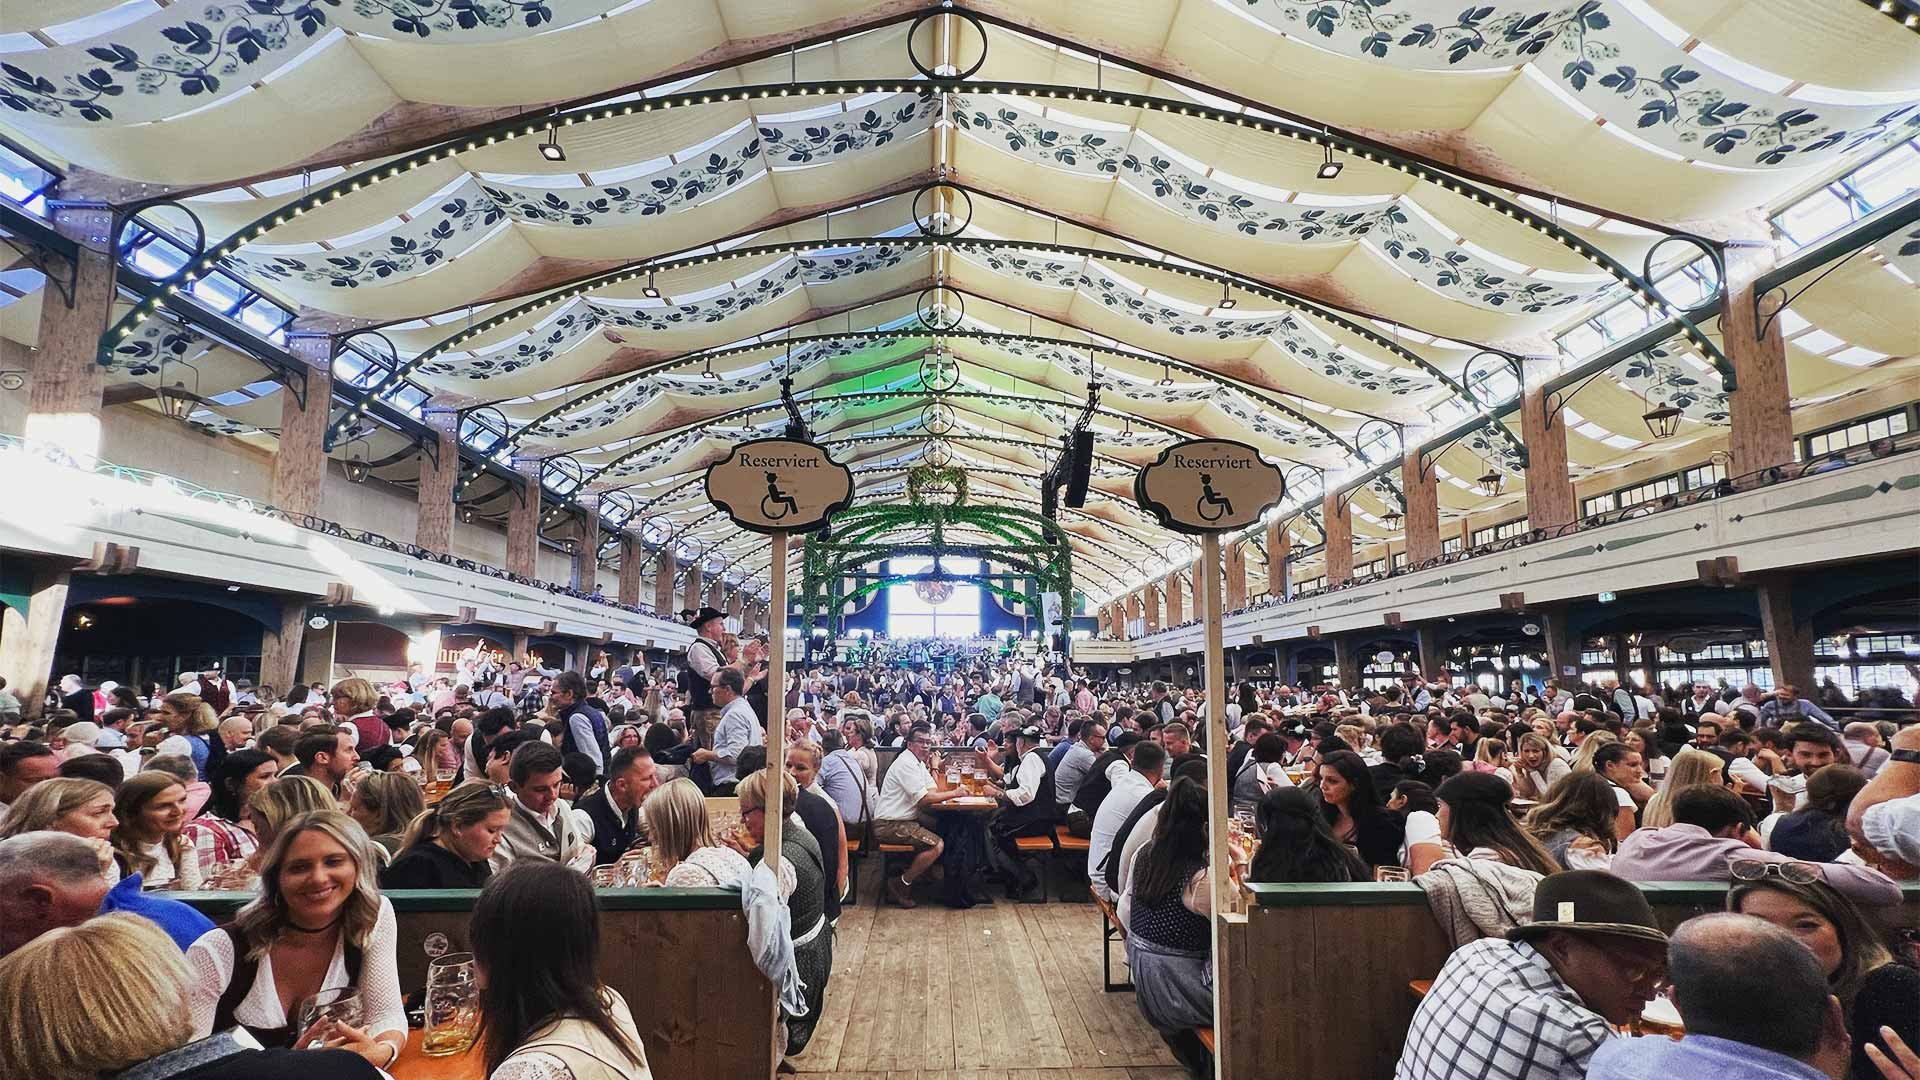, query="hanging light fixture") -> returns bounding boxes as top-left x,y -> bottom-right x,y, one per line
1217,282 -> 1236,310
343,439 -> 371,484
1157,362 -> 1175,387
1642,402 -> 1683,440
1476,469 -> 1505,497
538,122 -> 566,162
701,357 -> 718,380
154,357 -> 199,423
642,268 -> 661,300
1317,141 -> 1343,181
1382,508 -> 1404,530
459,506 -> 476,523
